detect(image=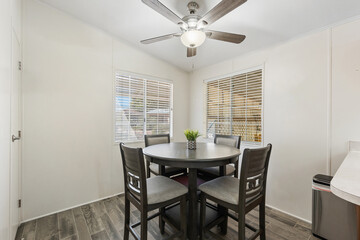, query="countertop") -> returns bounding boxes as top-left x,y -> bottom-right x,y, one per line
331,141 -> 360,205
